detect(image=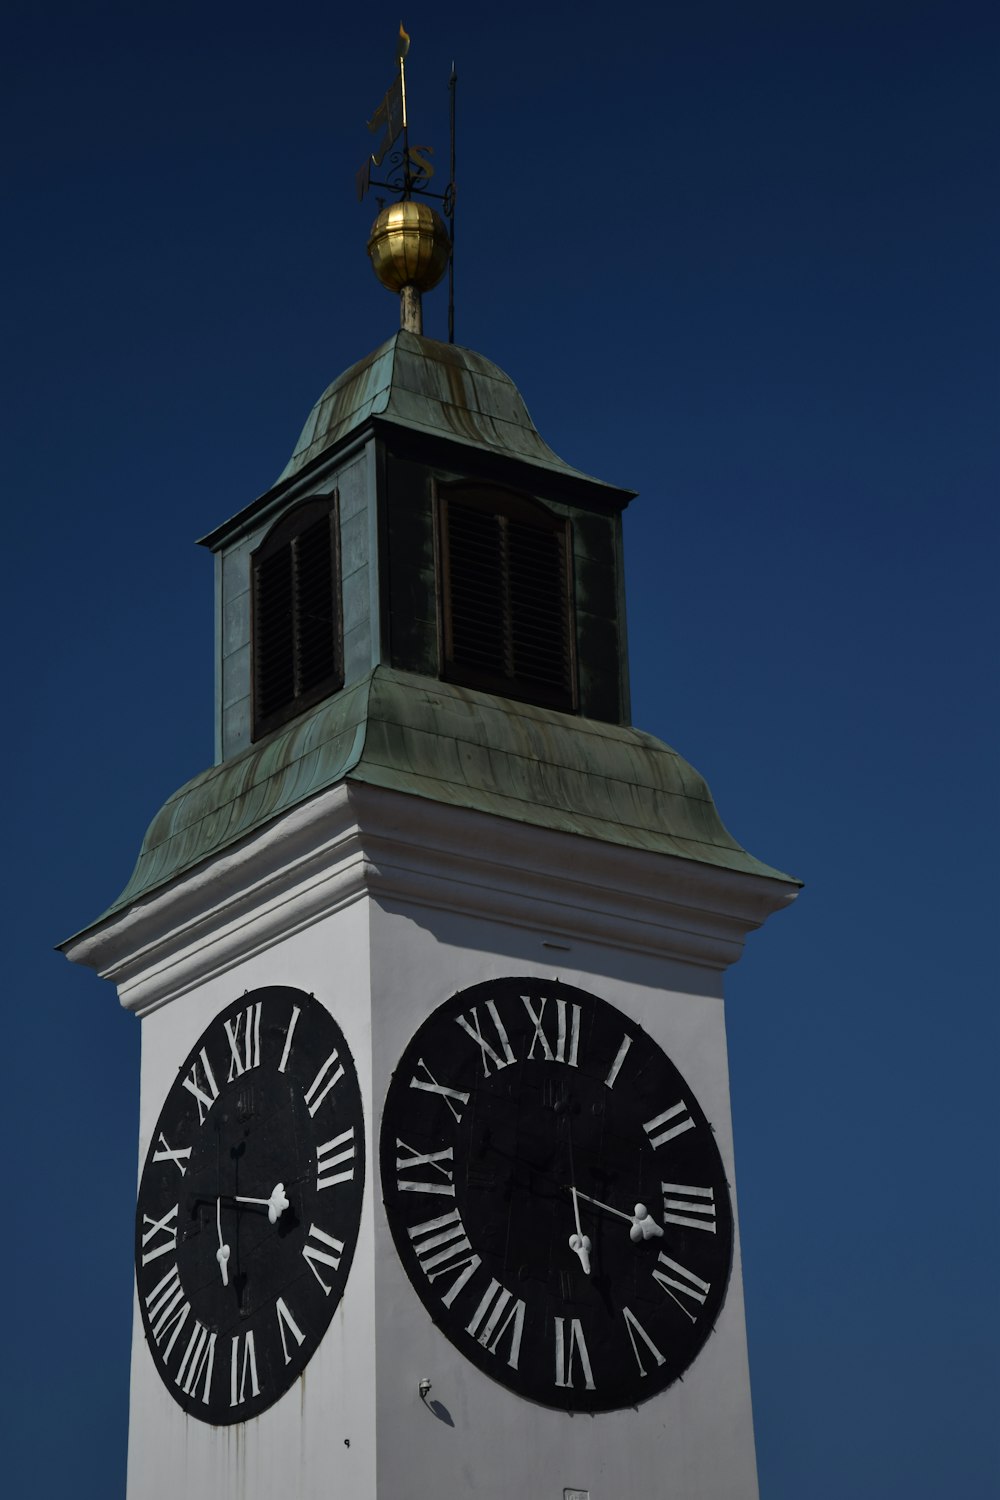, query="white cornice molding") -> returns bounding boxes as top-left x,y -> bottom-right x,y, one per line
61,782 -> 797,1015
